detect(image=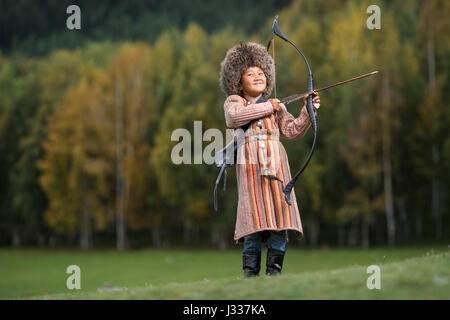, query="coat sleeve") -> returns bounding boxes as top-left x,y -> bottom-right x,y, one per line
276,103 -> 312,140
224,95 -> 274,128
